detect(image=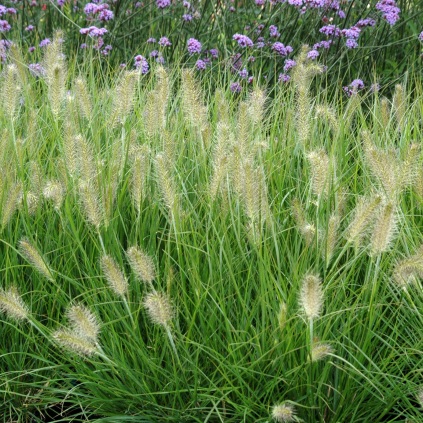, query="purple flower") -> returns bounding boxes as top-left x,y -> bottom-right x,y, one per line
39,38 -> 51,47
356,18 -> 376,28
150,50 -> 159,58
0,20 -> 11,32
255,0 -> 265,5
187,38 -> 202,54
147,38 -> 156,44
25,25 -> 35,31
269,25 -> 280,38
28,46 -> 35,52
307,49 -> 319,60
156,0 -> 171,8
288,0 -> 302,6
342,26 -> 361,40
376,0 -> 400,25
418,31 -> 423,42
84,3 -> 98,14
272,42 -> 293,57
182,14 -> 192,21
229,6 -> 235,12
183,0 -> 190,7
195,59 -> 207,70
120,63 -> 126,68
80,43 -> 88,49
7,7 -> 16,14
313,40 -> 332,49
345,38 -> 358,49
98,9 -> 114,21
278,73 -> 291,83
233,34 -> 254,48
0,5 -> 7,15
238,68 -> 248,79
283,59 -> 296,71
57,0 -> 65,6
350,79 -> 364,90
80,26 -> 108,37
230,82 -> 242,93
209,48 -> 218,59
319,24 -> 341,37
230,53 -> 242,72
134,55 -> 149,74
159,37 -> 171,47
